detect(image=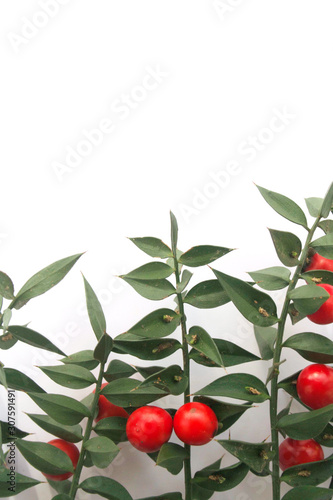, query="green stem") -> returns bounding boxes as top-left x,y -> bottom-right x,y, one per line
174,257 -> 191,500
68,362 -> 105,499
270,215 -> 321,500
